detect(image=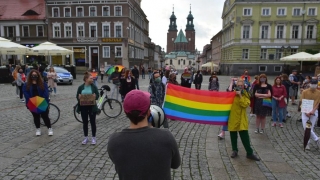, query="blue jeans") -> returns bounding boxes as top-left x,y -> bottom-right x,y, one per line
135,78 -> 139,90
272,99 -> 284,123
